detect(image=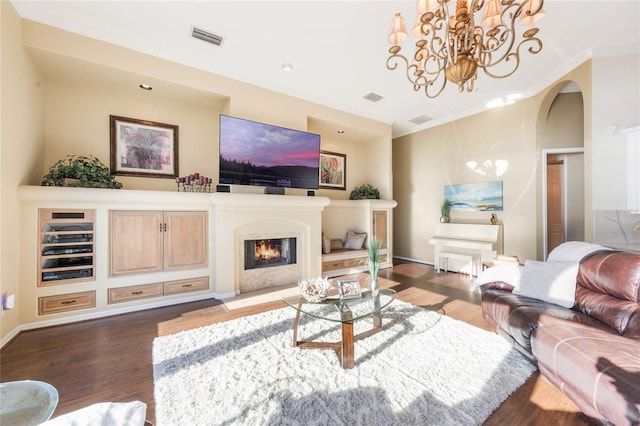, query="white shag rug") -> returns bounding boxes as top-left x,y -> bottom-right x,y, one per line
153,300 -> 535,426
